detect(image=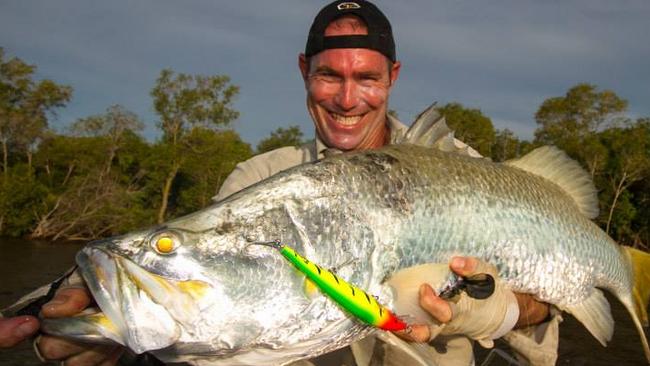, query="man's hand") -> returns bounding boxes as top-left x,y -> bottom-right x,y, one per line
398,257 -> 549,344
513,292 -> 550,328
36,287 -> 124,366
0,316 -> 39,348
